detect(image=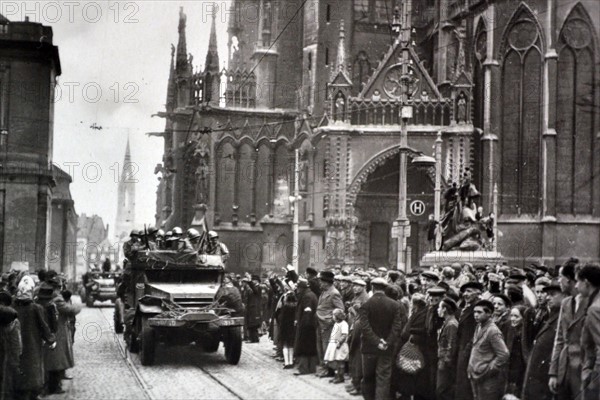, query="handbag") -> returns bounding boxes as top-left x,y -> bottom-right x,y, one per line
396,341 -> 425,375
